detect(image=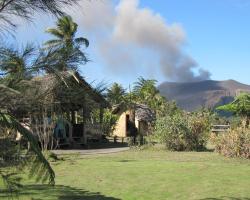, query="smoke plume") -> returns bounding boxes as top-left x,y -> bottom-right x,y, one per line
71,0 -> 211,82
